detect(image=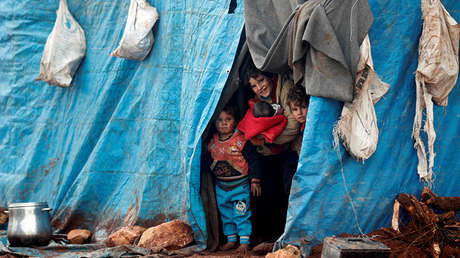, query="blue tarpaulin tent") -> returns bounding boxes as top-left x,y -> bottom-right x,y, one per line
280,0 -> 460,250
0,0 -> 245,247
0,0 -> 459,256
